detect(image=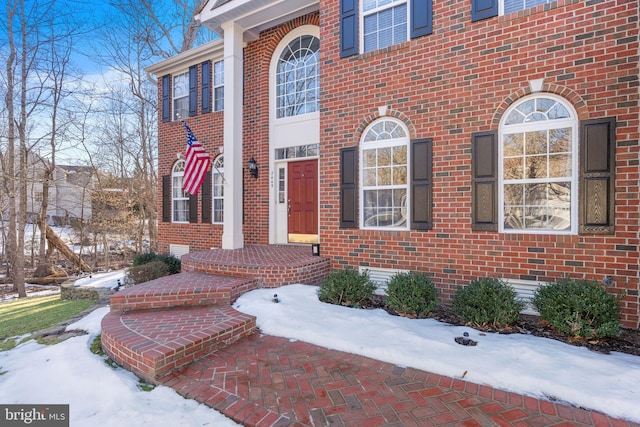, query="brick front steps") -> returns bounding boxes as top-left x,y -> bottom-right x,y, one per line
182,244 -> 330,287
109,272 -> 256,311
101,272 -> 258,383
